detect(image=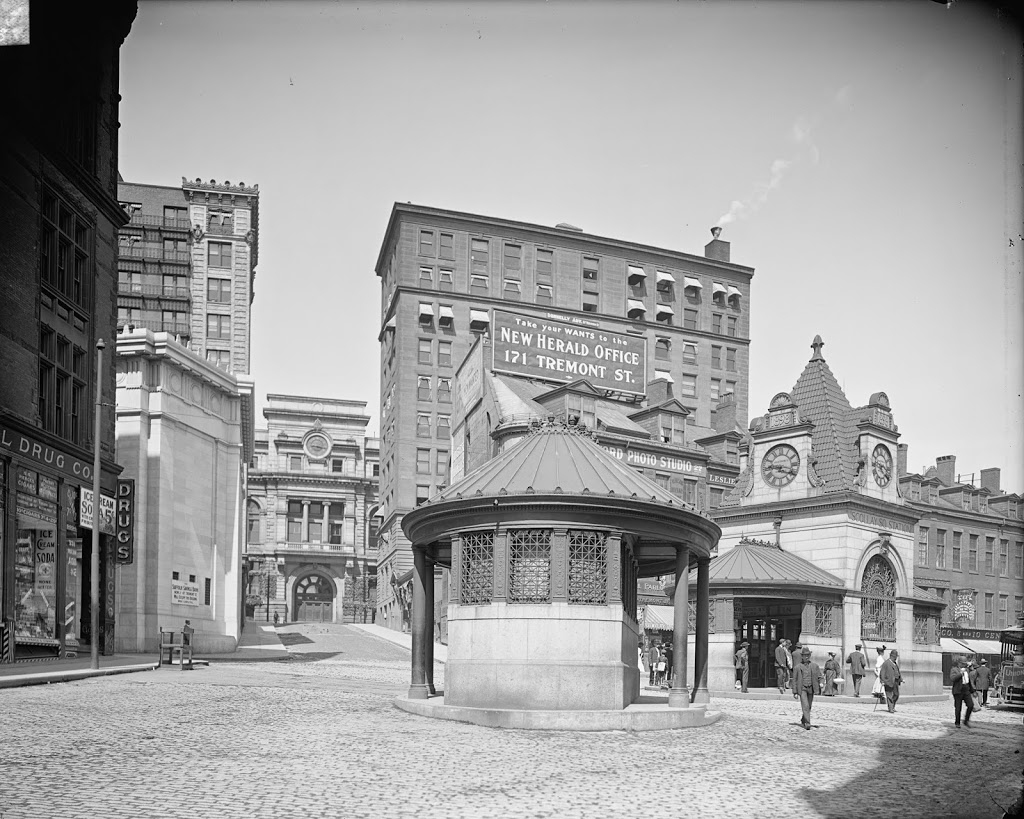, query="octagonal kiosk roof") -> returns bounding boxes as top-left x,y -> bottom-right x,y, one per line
403,419 -> 720,574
